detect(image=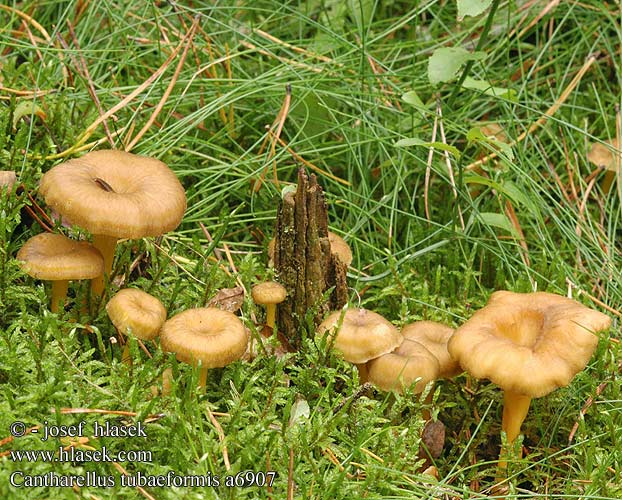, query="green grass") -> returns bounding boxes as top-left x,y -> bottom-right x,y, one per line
1,0 -> 622,498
